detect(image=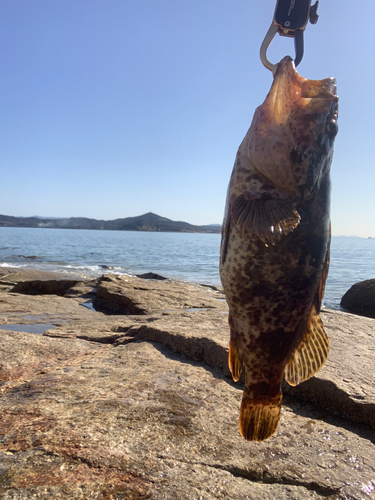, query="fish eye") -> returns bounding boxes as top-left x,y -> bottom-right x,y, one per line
326,119 -> 338,137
